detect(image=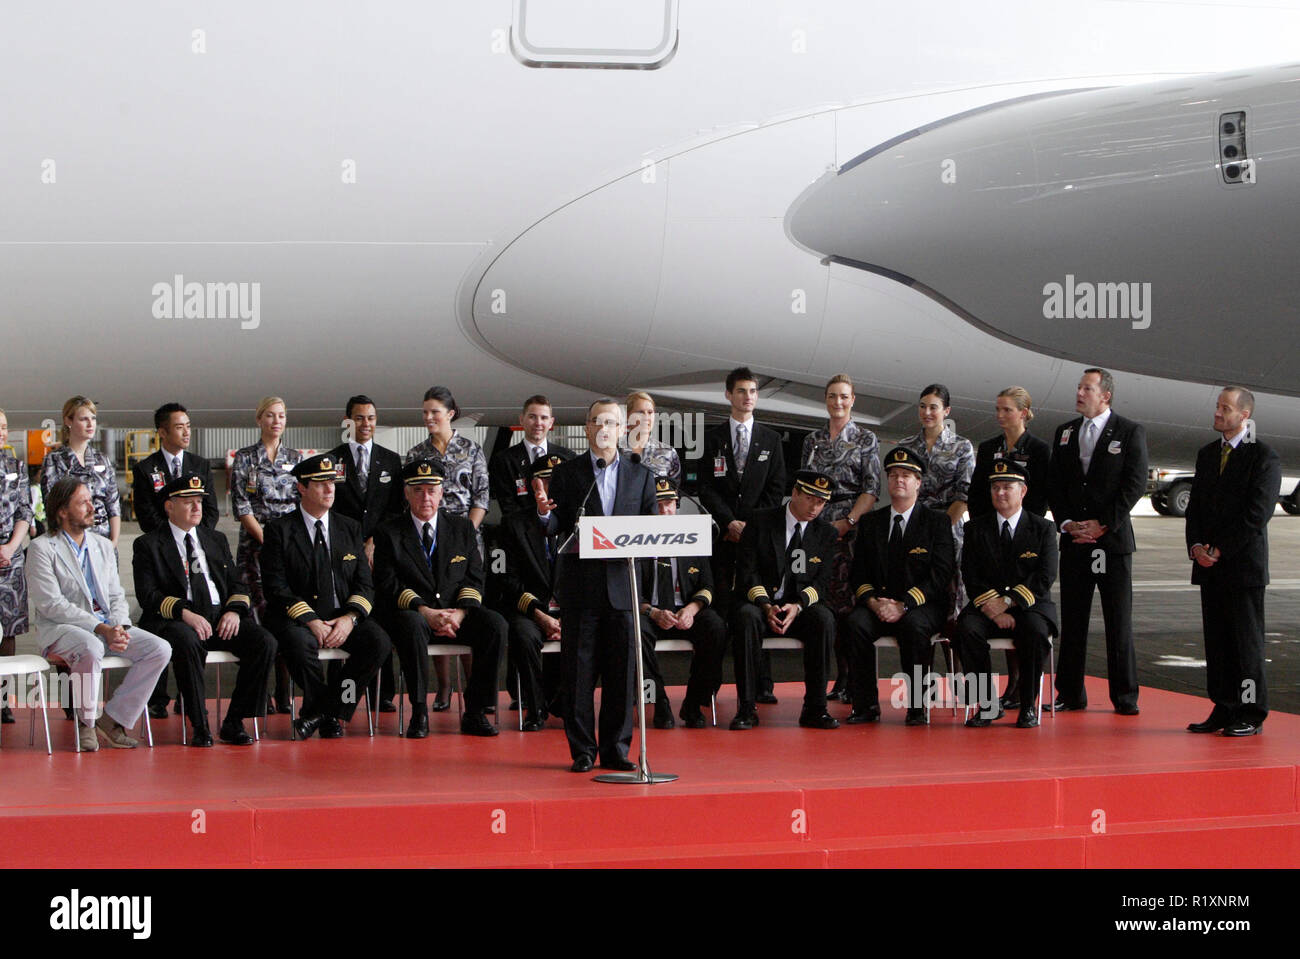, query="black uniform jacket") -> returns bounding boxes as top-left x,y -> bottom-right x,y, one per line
849,504 -> 955,616
261,509 -> 375,627
698,421 -> 787,527
131,450 -> 219,534
1047,411 -> 1148,553
373,510 -> 487,613
736,506 -> 836,610
132,523 -> 251,621
328,442 -> 405,541
1185,437 -> 1282,589
960,509 -> 1060,631
490,440 -> 577,517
